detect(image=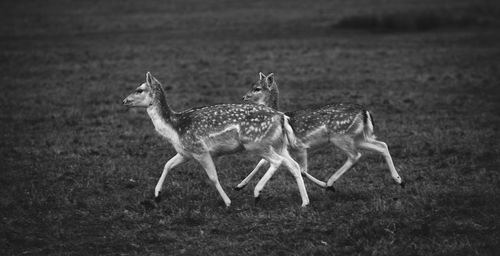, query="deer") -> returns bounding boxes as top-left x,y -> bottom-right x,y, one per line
235,72 -> 405,192
122,72 -> 309,207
